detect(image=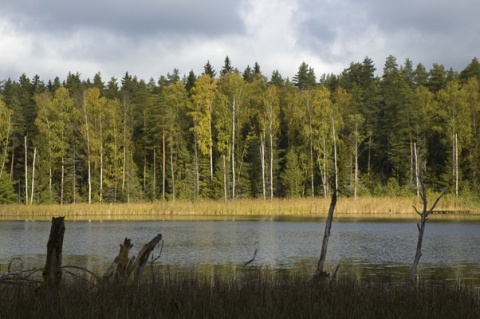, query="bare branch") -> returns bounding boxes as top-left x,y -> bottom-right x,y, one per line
243,247 -> 258,267
412,206 -> 421,216
62,265 -> 102,283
